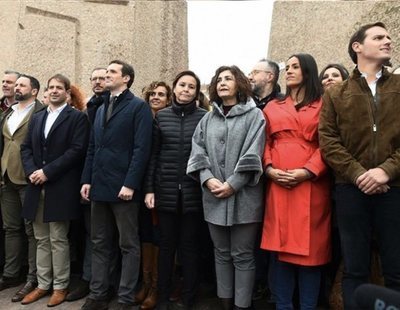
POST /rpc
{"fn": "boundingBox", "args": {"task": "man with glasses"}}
[86,68,108,124]
[248,59,282,110]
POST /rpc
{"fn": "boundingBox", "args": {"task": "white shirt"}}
[7,101,35,135]
[361,70,382,97]
[44,103,68,138]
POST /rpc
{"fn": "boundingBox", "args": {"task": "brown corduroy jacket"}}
[319,67,400,186]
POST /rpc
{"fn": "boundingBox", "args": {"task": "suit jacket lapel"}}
[46,104,72,139]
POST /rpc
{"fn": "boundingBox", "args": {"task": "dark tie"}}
[106,96,117,121]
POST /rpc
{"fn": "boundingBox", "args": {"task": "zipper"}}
[178,110,184,194]
[362,77,379,166]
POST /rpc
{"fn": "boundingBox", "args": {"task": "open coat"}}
[20,105,90,222]
[261,97,331,266]
[187,99,265,226]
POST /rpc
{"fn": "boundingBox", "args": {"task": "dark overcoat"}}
[81,89,153,202]
[20,104,90,222]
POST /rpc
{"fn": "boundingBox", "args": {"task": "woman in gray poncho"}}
[187,65,265,310]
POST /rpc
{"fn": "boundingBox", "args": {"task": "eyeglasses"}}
[149,91,167,97]
[249,70,273,76]
[90,77,105,82]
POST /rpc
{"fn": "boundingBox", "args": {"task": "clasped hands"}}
[356,168,390,195]
[266,167,312,189]
[205,178,234,199]
[29,169,48,185]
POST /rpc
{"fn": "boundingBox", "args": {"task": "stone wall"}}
[269,1,400,80]
[0,0,188,97]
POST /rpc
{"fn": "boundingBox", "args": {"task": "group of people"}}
[0,21,398,310]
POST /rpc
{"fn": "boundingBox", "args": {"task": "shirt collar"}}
[12,101,35,112]
[47,102,68,113]
[360,69,383,81]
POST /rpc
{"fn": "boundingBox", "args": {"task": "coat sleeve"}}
[319,90,367,184]
[42,113,90,182]
[123,101,153,190]
[20,114,39,178]
[226,109,266,191]
[262,109,273,169]
[143,117,161,194]
[187,115,215,186]
[378,150,400,181]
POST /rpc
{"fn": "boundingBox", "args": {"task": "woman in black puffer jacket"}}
[144,71,207,310]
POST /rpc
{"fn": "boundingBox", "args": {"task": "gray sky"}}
[188,0,274,84]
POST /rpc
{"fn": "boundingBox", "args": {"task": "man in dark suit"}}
[0,74,43,302]
[20,74,90,307]
[80,60,153,310]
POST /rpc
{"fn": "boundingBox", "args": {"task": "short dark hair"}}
[318,63,349,85]
[19,74,40,92]
[348,22,387,64]
[286,53,322,109]
[109,60,135,88]
[172,70,201,101]
[144,81,172,105]
[209,65,252,105]
[47,74,71,91]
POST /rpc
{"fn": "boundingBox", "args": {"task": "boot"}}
[134,243,153,305]
[141,246,159,310]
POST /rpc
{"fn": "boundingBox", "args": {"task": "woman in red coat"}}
[261,53,331,310]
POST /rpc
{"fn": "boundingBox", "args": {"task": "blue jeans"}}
[275,260,321,310]
[335,184,400,309]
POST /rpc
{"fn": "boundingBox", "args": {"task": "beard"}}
[14,92,31,101]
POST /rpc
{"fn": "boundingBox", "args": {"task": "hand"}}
[285,169,313,187]
[266,167,296,189]
[80,184,91,201]
[29,169,48,185]
[205,178,224,191]
[145,193,155,209]
[369,184,390,195]
[356,168,390,195]
[118,186,134,201]
[211,182,235,199]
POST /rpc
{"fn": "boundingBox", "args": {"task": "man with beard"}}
[86,68,108,124]
[248,59,282,110]
[1,71,20,113]
[0,75,43,302]
[248,59,283,304]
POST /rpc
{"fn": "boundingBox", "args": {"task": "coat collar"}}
[212,97,257,117]
[171,100,197,115]
[105,89,133,122]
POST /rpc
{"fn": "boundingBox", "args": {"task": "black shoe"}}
[81,297,108,310]
[66,279,90,301]
[117,302,136,309]
[11,280,38,302]
[0,276,23,291]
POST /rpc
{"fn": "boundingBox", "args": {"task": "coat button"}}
[221,163,225,168]
[42,160,46,165]
[221,140,225,144]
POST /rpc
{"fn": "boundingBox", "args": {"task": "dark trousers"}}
[335,184,400,309]
[157,210,201,306]
[90,201,140,304]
